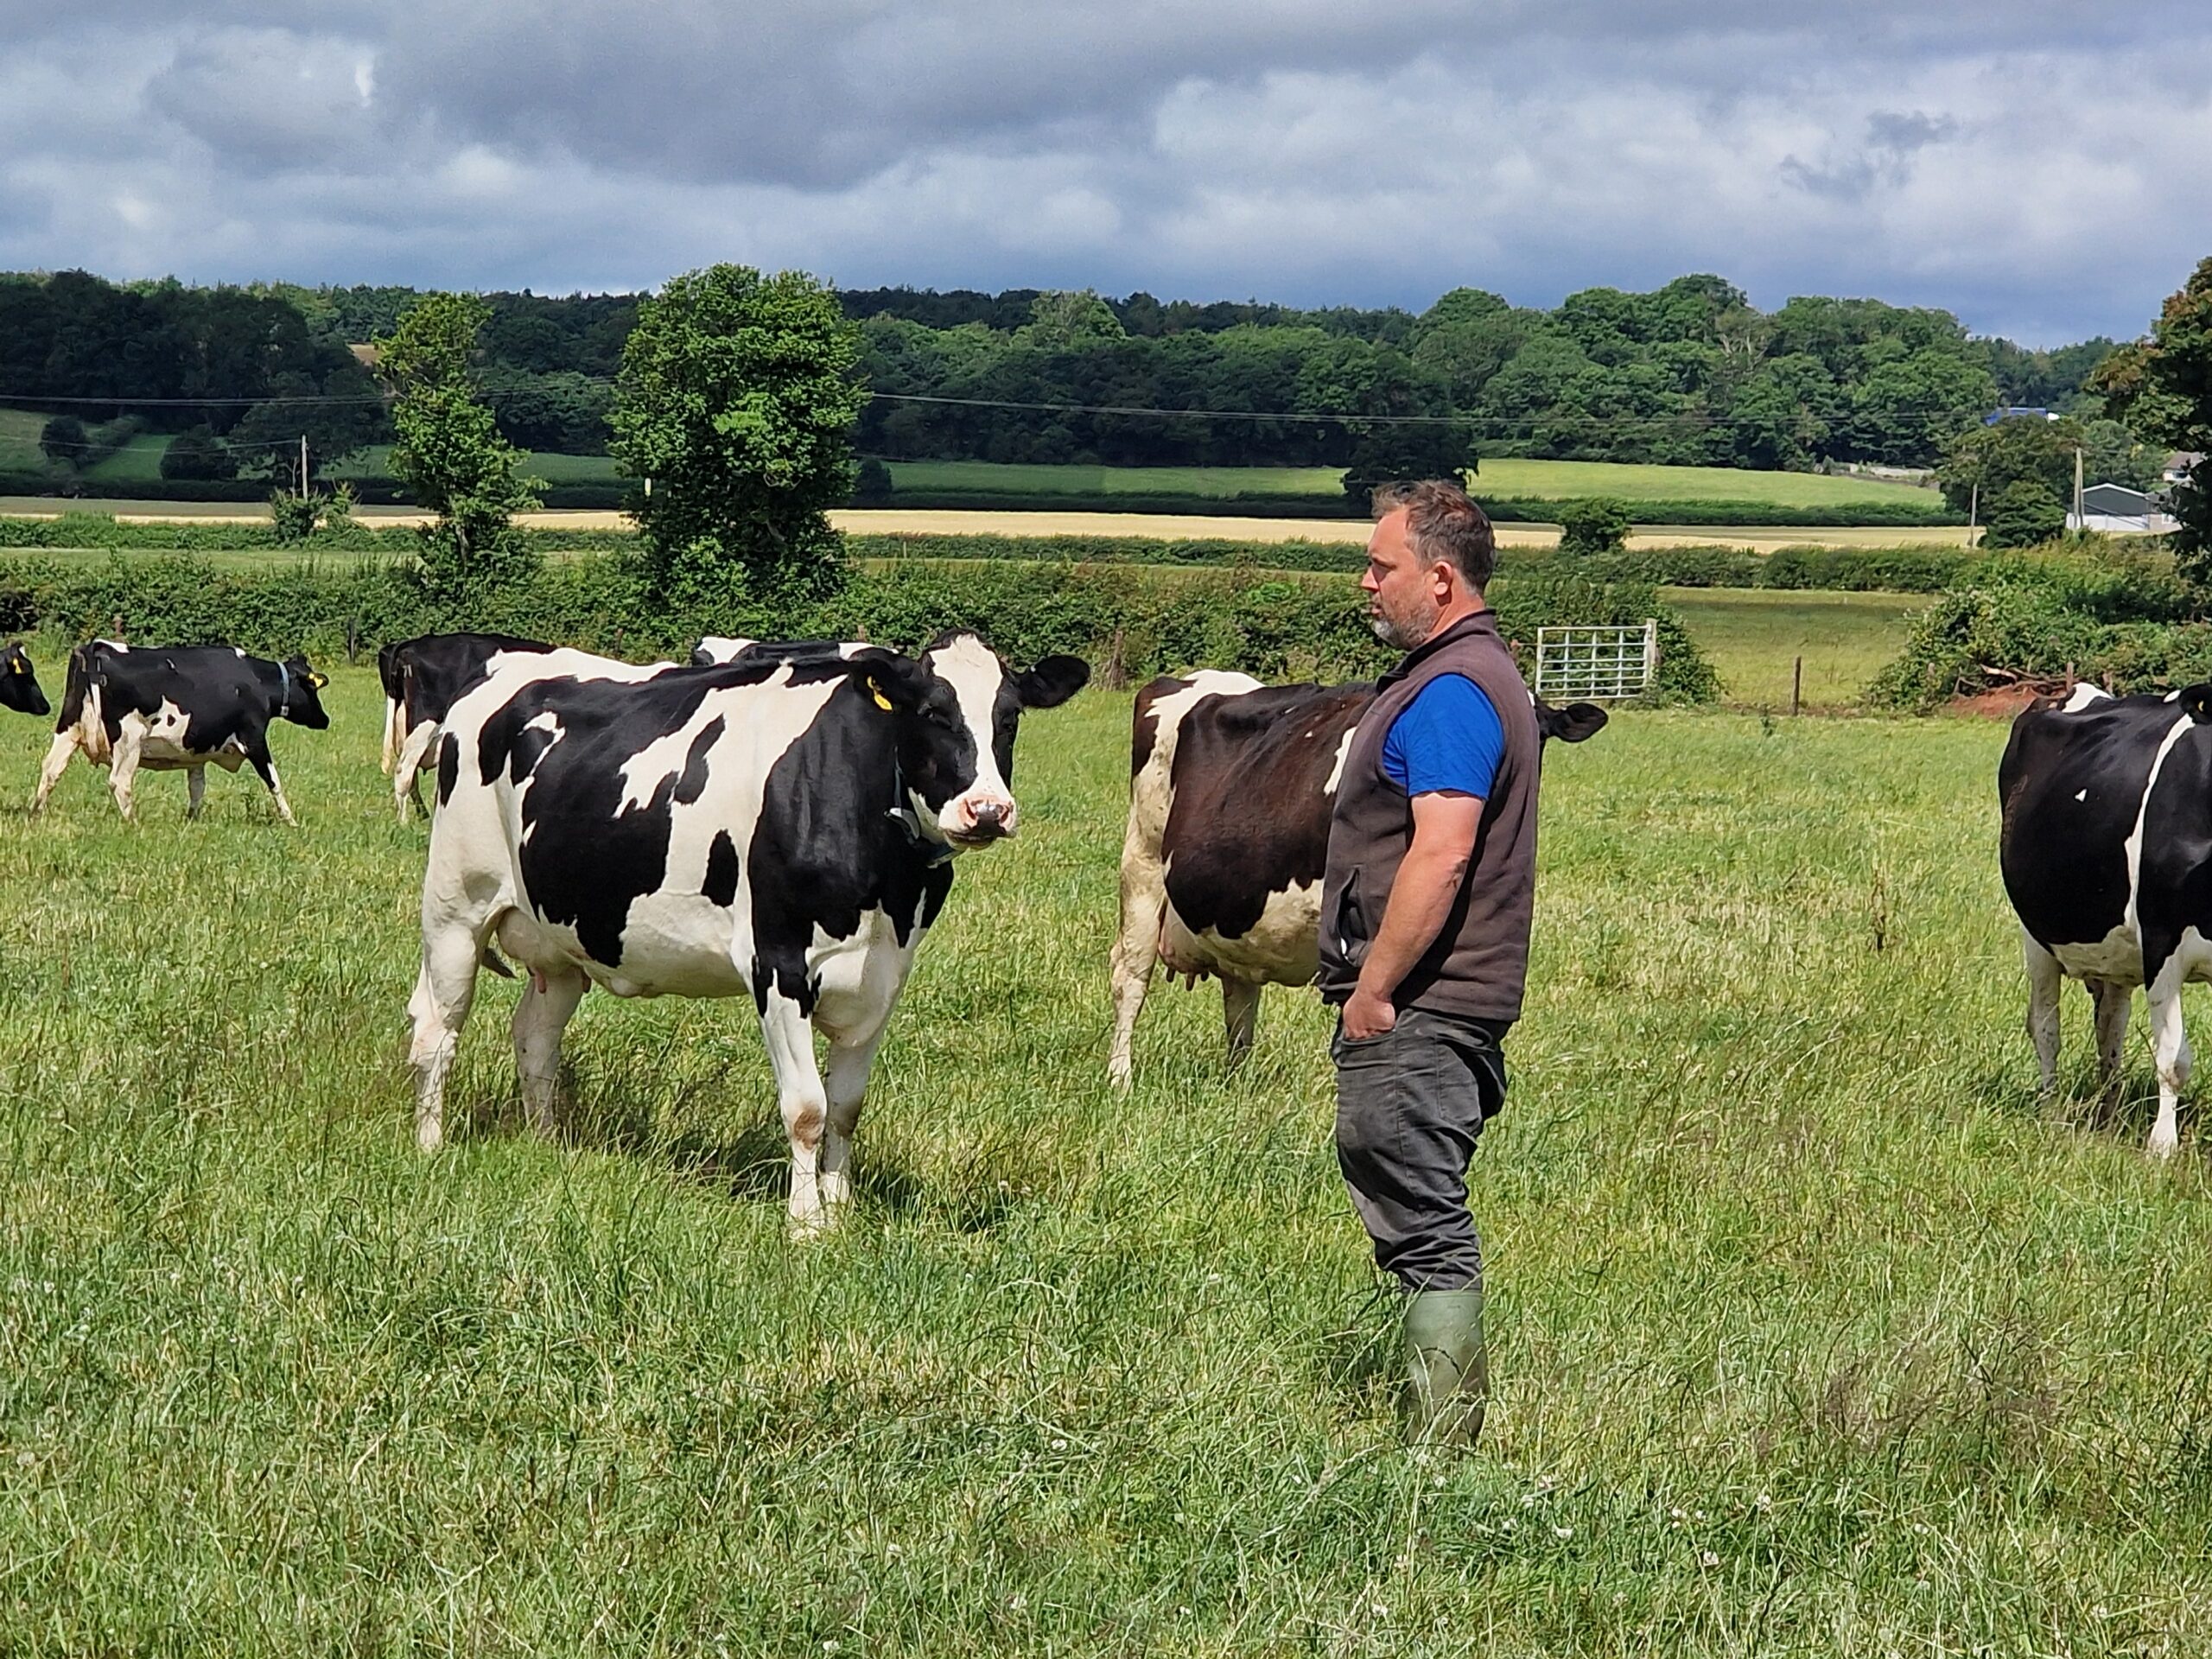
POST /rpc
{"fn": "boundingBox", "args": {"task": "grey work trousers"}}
[1331,1006,1510,1292]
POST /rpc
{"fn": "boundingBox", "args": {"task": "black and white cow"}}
[32,642,330,823]
[0,643,51,721]
[1108,670,1606,1087]
[407,629,1088,1230]
[379,632,559,821]
[1998,681,2212,1157]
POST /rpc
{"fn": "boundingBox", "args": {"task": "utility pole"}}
[2075,446,2085,535]
[300,433,309,494]
[1968,481,1979,548]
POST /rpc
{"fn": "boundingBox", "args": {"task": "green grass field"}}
[885,459,1940,509]
[1666,588,1929,709]
[5,661,2212,1652]
[0,408,48,473]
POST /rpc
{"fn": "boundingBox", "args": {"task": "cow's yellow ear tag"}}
[308,672,328,689]
[867,677,894,713]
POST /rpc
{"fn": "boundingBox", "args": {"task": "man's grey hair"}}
[1371,479,1497,590]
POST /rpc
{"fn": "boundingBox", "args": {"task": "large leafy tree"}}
[373,292,543,603]
[611,264,867,602]
[1937,415,2082,514]
[2094,257,2212,588]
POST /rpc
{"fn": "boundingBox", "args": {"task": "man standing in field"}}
[1319,479,1537,1449]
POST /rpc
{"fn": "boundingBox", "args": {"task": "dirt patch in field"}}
[1944,683,2071,719]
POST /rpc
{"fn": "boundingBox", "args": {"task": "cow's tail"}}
[380,687,403,776]
[376,644,410,775]
[54,644,92,735]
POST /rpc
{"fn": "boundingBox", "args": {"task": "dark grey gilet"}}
[1316,609,1541,1023]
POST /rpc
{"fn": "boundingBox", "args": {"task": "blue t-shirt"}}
[1381,673,1503,799]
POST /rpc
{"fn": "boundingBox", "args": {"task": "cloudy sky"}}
[4,3,2208,344]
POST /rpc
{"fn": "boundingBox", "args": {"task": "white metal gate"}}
[1534,620,1658,701]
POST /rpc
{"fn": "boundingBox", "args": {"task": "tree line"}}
[2,269,2120,481]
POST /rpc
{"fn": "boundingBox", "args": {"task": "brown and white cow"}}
[1107,671,1606,1087]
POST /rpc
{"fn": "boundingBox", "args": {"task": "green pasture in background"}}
[1665,588,1930,709]
[3,661,2210,1653]
[884,457,1942,509]
[0,410,1940,513]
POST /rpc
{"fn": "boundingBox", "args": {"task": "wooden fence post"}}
[1791,655,1802,717]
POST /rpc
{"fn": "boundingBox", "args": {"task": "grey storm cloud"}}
[3,1,2210,341]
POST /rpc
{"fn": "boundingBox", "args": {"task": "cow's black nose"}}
[973,801,1007,828]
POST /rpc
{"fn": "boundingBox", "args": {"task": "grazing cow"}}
[1998,681,2212,1156]
[380,632,558,820]
[1109,671,1606,1087]
[407,629,1089,1231]
[0,643,51,720]
[32,642,330,823]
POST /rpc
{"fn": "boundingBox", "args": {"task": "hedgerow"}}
[1865,543,2202,711]
[0,551,1719,701]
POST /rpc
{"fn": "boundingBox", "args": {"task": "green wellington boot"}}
[1403,1287,1489,1448]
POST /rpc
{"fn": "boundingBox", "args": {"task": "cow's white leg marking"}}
[30,732,77,815]
[2090,978,2131,1105]
[1108,855,1166,1090]
[512,965,587,1138]
[393,720,437,822]
[2148,971,2189,1160]
[245,746,296,826]
[819,1029,887,1213]
[760,991,835,1232]
[2024,929,2063,1097]
[186,764,207,821]
[1222,977,1262,1067]
[106,717,144,823]
[408,923,486,1153]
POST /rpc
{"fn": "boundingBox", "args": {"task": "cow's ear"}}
[1014,654,1090,710]
[856,652,932,714]
[2183,683,2212,724]
[1538,698,1608,742]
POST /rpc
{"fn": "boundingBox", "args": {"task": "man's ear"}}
[1014,654,1090,709]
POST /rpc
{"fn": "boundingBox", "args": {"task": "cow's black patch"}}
[387,631,556,736]
[2128,706,2212,986]
[1162,683,1375,941]
[749,675,957,1013]
[435,731,459,806]
[2000,693,2171,959]
[703,829,741,908]
[673,716,723,804]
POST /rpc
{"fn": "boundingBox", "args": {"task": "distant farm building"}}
[2165,451,2204,486]
[1984,406,2058,424]
[2068,482,2177,534]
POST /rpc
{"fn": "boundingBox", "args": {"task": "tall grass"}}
[2,664,2209,1653]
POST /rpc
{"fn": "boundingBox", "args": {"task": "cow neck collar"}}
[887,745,957,868]
[276,658,291,713]
[1377,607,1498,690]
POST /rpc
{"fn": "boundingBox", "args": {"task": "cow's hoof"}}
[415,1123,445,1154]
[2148,1132,2181,1160]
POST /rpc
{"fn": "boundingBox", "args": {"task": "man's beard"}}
[1370,594,1440,651]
